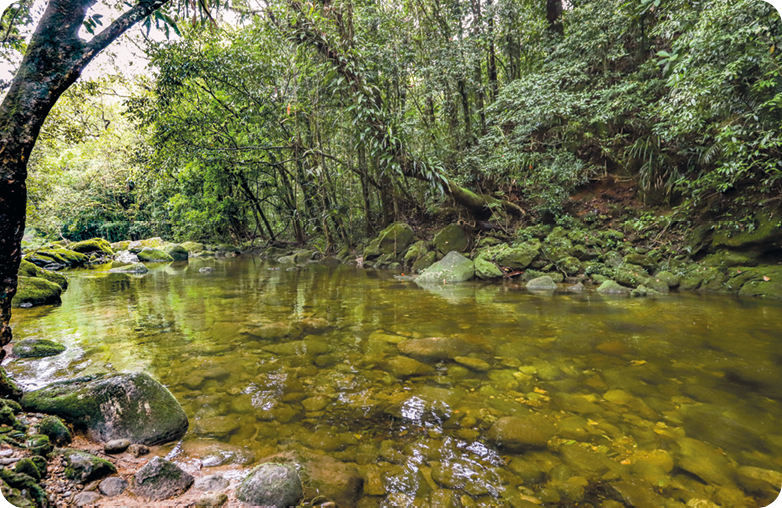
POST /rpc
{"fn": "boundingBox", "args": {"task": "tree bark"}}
[547,0,564,35]
[0,0,169,393]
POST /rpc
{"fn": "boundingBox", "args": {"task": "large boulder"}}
[130,457,194,501]
[526,276,557,291]
[236,463,302,507]
[21,372,188,445]
[163,244,189,261]
[415,251,475,285]
[70,238,114,256]
[363,223,416,260]
[433,224,470,255]
[473,257,503,280]
[137,247,174,263]
[711,209,782,251]
[493,240,541,269]
[26,247,88,268]
[18,259,68,289]
[13,276,62,307]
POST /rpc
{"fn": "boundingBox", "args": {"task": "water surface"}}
[8,257,782,506]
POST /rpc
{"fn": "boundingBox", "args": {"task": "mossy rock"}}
[526,276,557,290]
[236,463,302,507]
[18,259,68,290]
[14,458,41,481]
[474,257,503,280]
[701,251,762,268]
[293,250,315,263]
[541,228,574,263]
[181,241,205,253]
[631,285,662,297]
[26,248,88,268]
[623,253,657,270]
[711,210,782,251]
[597,280,631,294]
[214,244,240,253]
[111,241,131,252]
[698,267,729,292]
[137,247,174,263]
[38,415,72,445]
[613,264,651,288]
[738,267,782,299]
[26,434,52,455]
[139,237,168,249]
[433,224,471,255]
[13,338,66,358]
[415,251,474,284]
[70,238,114,256]
[492,240,541,269]
[163,244,189,261]
[645,278,670,293]
[62,448,117,483]
[411,251,436,273]
[403,241,429,266]
[108,262,148,274]
[557,256,582,276]
[13,276,62,307]
[363,223,416,260]
[21,372,189,446]
[0,470,46,506]
[653,270,680,288]
[192,251,215,258]
[130,456,194,501]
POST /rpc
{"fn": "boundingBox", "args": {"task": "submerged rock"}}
[131,457,194,501]
[596,280,630,294]
[21,372,189,445]
[382,356,434,378]
[415,251,475,284]
[397,336,476,360]
[236,463,302,507]
[486,415,556,451]
[13,338,66,358]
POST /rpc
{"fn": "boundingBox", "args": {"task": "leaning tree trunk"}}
[0,0,169,397]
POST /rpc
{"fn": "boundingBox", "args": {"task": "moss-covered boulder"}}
[474,257,503,279]
[701,251,762,268]
[163,244,189,261]
[597,280,631,294]
[738,267,782,299]
[363,223,416,260]
[630,285,662,297]
[711,210,782,251]
[613,264,651,288]
[557,256,582,276]
[137,247,174,263]
[623,253,657,270]
[181,241,205,253]
[492,240,541,269]
[21,372,189,445]
[236,463,303,507]
[433,224,471,255]
[62,448,117,483]
[403,241,429,267]
[415,251,475,285]
[70,238,114,256]
[130,456,194,501]
[215,244,240,253]
[526,276,557,290]
[38,415,72,445]
[541,227,575,263]
[0,470,46,506]
[26,247,88,268]
[13,276,62,307]
[653,270,680,288]
[13,338,66,358]
[18,259,68,290]
[411,251,436,273]
[14,458,41,481]
[111,240,130,252]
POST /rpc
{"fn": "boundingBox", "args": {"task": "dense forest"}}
[8,0,782,250]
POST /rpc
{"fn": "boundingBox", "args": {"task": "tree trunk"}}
[0,0,169,390]
[547,0,564,35]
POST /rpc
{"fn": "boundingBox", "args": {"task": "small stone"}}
[72,491,102,506]
[236,463,302,506]
[194,474,229,491]
[196,492,228,507]
[99,477,128,497]
[130,456,194,500]
[103,439,130,454]
[127,443,149,457]
[453,356,491,372]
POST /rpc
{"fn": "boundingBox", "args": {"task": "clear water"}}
[8,257,782,506]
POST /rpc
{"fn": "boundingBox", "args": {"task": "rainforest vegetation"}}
[5,0,781,251]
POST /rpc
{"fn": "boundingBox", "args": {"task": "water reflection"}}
[7,258,782,506]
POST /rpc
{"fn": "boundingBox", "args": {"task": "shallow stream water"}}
[7,257,782,506]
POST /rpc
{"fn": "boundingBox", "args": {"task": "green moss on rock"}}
[163,244,189,261]
[62,448,117,483]
[411,251,436,273]
[474,257,503,279]
[415,251,475,284]
[181,241,205,253]
[433,224,471,254]
[236,463,302,507]
[26,248,88,268]
[0,470,46,506]
[70,238,114,256]
[21,372,189,446]
[38,415,72,445]
[14,458,41,481]
[363,223,416,260]
[711,210,782,251]
[18,259,68,290]
[13,276,62,307]
[137,247,174,262]
[13,338,66,358]
[493,240,541,269]
[597,280,631,294]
